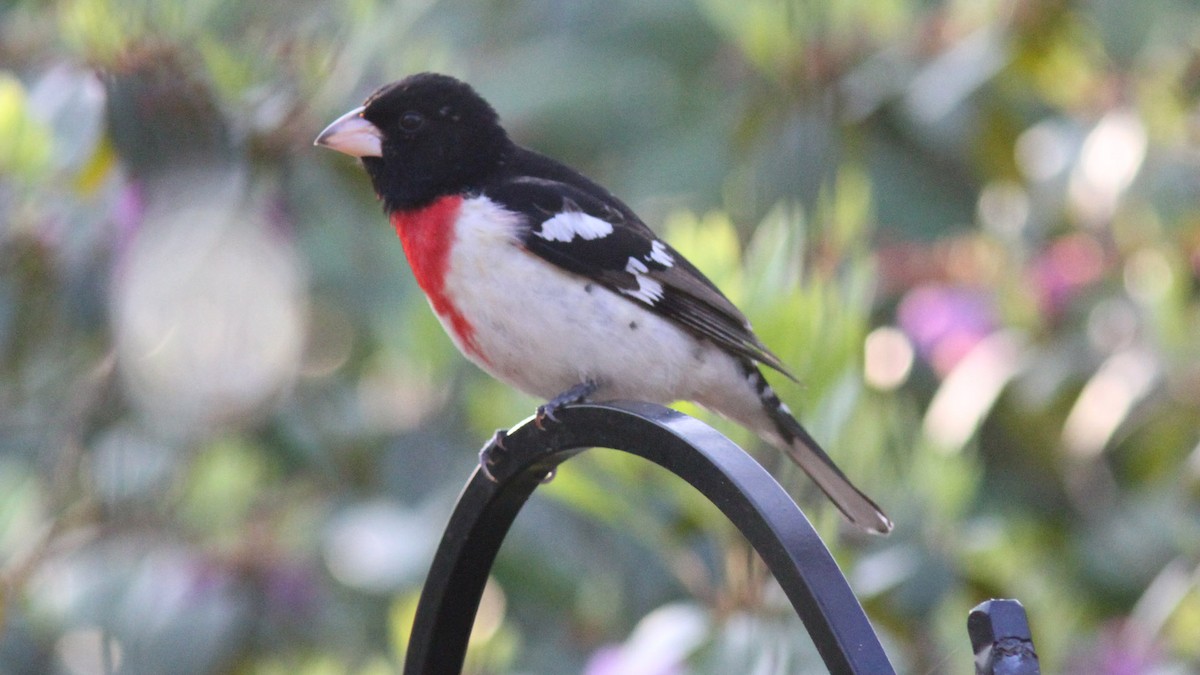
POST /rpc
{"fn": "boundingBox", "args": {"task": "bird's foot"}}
[478,428,557,484]
[478,429,509,483]
[535,380,598,430]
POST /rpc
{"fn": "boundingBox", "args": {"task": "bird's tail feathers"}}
[741,363,893,534]
[776,414,893,534]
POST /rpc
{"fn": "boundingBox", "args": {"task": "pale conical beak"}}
[314,106,383,158]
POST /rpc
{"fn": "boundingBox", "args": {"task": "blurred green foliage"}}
[3,0,1200,672]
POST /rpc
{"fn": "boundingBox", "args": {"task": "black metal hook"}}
[402,401,895,674]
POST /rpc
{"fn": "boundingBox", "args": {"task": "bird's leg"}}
[535,379,598,429]
[478,428,508,483]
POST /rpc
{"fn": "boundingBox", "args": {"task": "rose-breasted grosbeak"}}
[316,73,891,534]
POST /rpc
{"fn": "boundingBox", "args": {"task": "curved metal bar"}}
[403,401,894,674]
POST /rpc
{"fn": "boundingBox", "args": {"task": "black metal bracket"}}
[969,599,1041,675]
[403,401,895,674]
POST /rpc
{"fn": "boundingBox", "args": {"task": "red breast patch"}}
[390,196,487,363]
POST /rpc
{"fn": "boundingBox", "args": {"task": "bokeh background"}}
[3,0,1200,672]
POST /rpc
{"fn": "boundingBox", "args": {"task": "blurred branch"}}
[0,353,115,635]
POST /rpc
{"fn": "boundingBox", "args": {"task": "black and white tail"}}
[744,363,893,535]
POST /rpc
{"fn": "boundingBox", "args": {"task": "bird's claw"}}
[534,404,559,430]
[478,428,557,484]
[478,429,509,483]
[535,379,598,430]
[482,380,598,481]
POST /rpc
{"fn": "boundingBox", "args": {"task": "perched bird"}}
[315,73,892,534]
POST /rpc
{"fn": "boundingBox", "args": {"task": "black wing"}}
[484,163,794,379]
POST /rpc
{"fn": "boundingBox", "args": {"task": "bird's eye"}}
[399,111,425,132]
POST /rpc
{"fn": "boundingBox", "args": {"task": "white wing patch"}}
[649,240,674,267]
[624,276,664,303]
[535,211,614,242]
[622,256,664,303]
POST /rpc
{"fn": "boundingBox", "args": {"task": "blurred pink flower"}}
[897,284,997,376]
[1030,233,1106,318]
[1066,621,1164,675]
[584,644,685,675]
[111,180,145,247]
[264,562,319,618]
[583,604,706,675]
